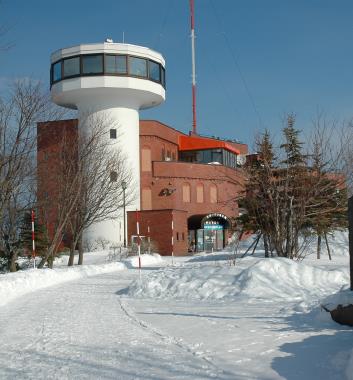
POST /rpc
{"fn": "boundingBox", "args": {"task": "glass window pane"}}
[53,61,62,82]
[82,55,103,74]
[63,57,80,77]
[105,55,127,74]
[161,67,165,87]
[149,61,160,82]
[129,57,147,77]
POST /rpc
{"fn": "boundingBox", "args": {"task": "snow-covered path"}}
[0,270,230,379]
[0,243,352,380]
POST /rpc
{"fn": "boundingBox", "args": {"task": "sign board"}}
[204,224,223,230]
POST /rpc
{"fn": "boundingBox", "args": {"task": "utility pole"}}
[349,196,353,291]
[190,0,197,135]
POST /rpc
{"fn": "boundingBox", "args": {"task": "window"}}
[149,61,160,82]
[129,57,147,77]
[177,232,179,241]
[182,183,191,203]
[161,67,166,87]
[212,149,222,164]
[110,171,118,182]
[63,57,80,77]
[196,184,204,203]
[142,187,152,210]
[82,55,103,74]
[110,129,117,139]
[182,232,185,241]
[141,147,152,172]
[210,184,218,203]
[53,61,61,82]
[162,147,165,160]
[105,55,127,74]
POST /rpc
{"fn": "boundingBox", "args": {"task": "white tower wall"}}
[50,42,165,248]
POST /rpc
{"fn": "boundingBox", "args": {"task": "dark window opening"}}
[176,232,179,241]
[110,129,117,139]
[110,171,118,182]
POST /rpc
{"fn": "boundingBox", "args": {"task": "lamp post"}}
[122,180,127,248]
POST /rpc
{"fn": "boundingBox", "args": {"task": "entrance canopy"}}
[188,213,231,230]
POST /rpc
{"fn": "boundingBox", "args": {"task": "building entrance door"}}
[187,213,231,253]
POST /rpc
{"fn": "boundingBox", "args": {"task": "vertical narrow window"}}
[149,60,161,82]
[196,184,204,203]
[182,183,191,203]
[177,232,179,241]
[110,129,117,139]
[141,146,152,172]
[210,184,218,204]
[161,67,166,87]
[110,171,118,182]
[52,61,62,82]
[142,187,152,210]
[162,146,165,160]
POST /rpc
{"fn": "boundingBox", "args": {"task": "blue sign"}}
[204,224,223,230]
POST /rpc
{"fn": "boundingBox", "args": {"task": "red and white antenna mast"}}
[190,0,197,134]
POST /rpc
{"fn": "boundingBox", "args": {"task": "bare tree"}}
[67,114,134,266]
[37,113,134,268]
[0,80,65,271]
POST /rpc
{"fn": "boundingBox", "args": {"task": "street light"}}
[121,180,127,248]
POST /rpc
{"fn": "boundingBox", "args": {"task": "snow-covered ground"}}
[0,232,352,379]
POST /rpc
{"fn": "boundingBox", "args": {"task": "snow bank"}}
[126,257,349,310]
[0,262,126,307]
[123,253,165,268]
[321,288,353,311]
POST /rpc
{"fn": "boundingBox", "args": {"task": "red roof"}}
[178,135,240,155]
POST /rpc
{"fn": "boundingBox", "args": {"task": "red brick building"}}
[37,119,248,256]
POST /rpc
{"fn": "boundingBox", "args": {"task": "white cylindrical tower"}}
[50,42,166,247]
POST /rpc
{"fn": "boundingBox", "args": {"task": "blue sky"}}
[1,0,353,146]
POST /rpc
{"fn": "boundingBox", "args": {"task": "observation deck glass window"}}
[129,57,147,78]
[161,67,165,87]
[82,55,103,74]
[53,61,62,82]
[63,57,80,78]
[149,61,160,82]
[105,55,127,74]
